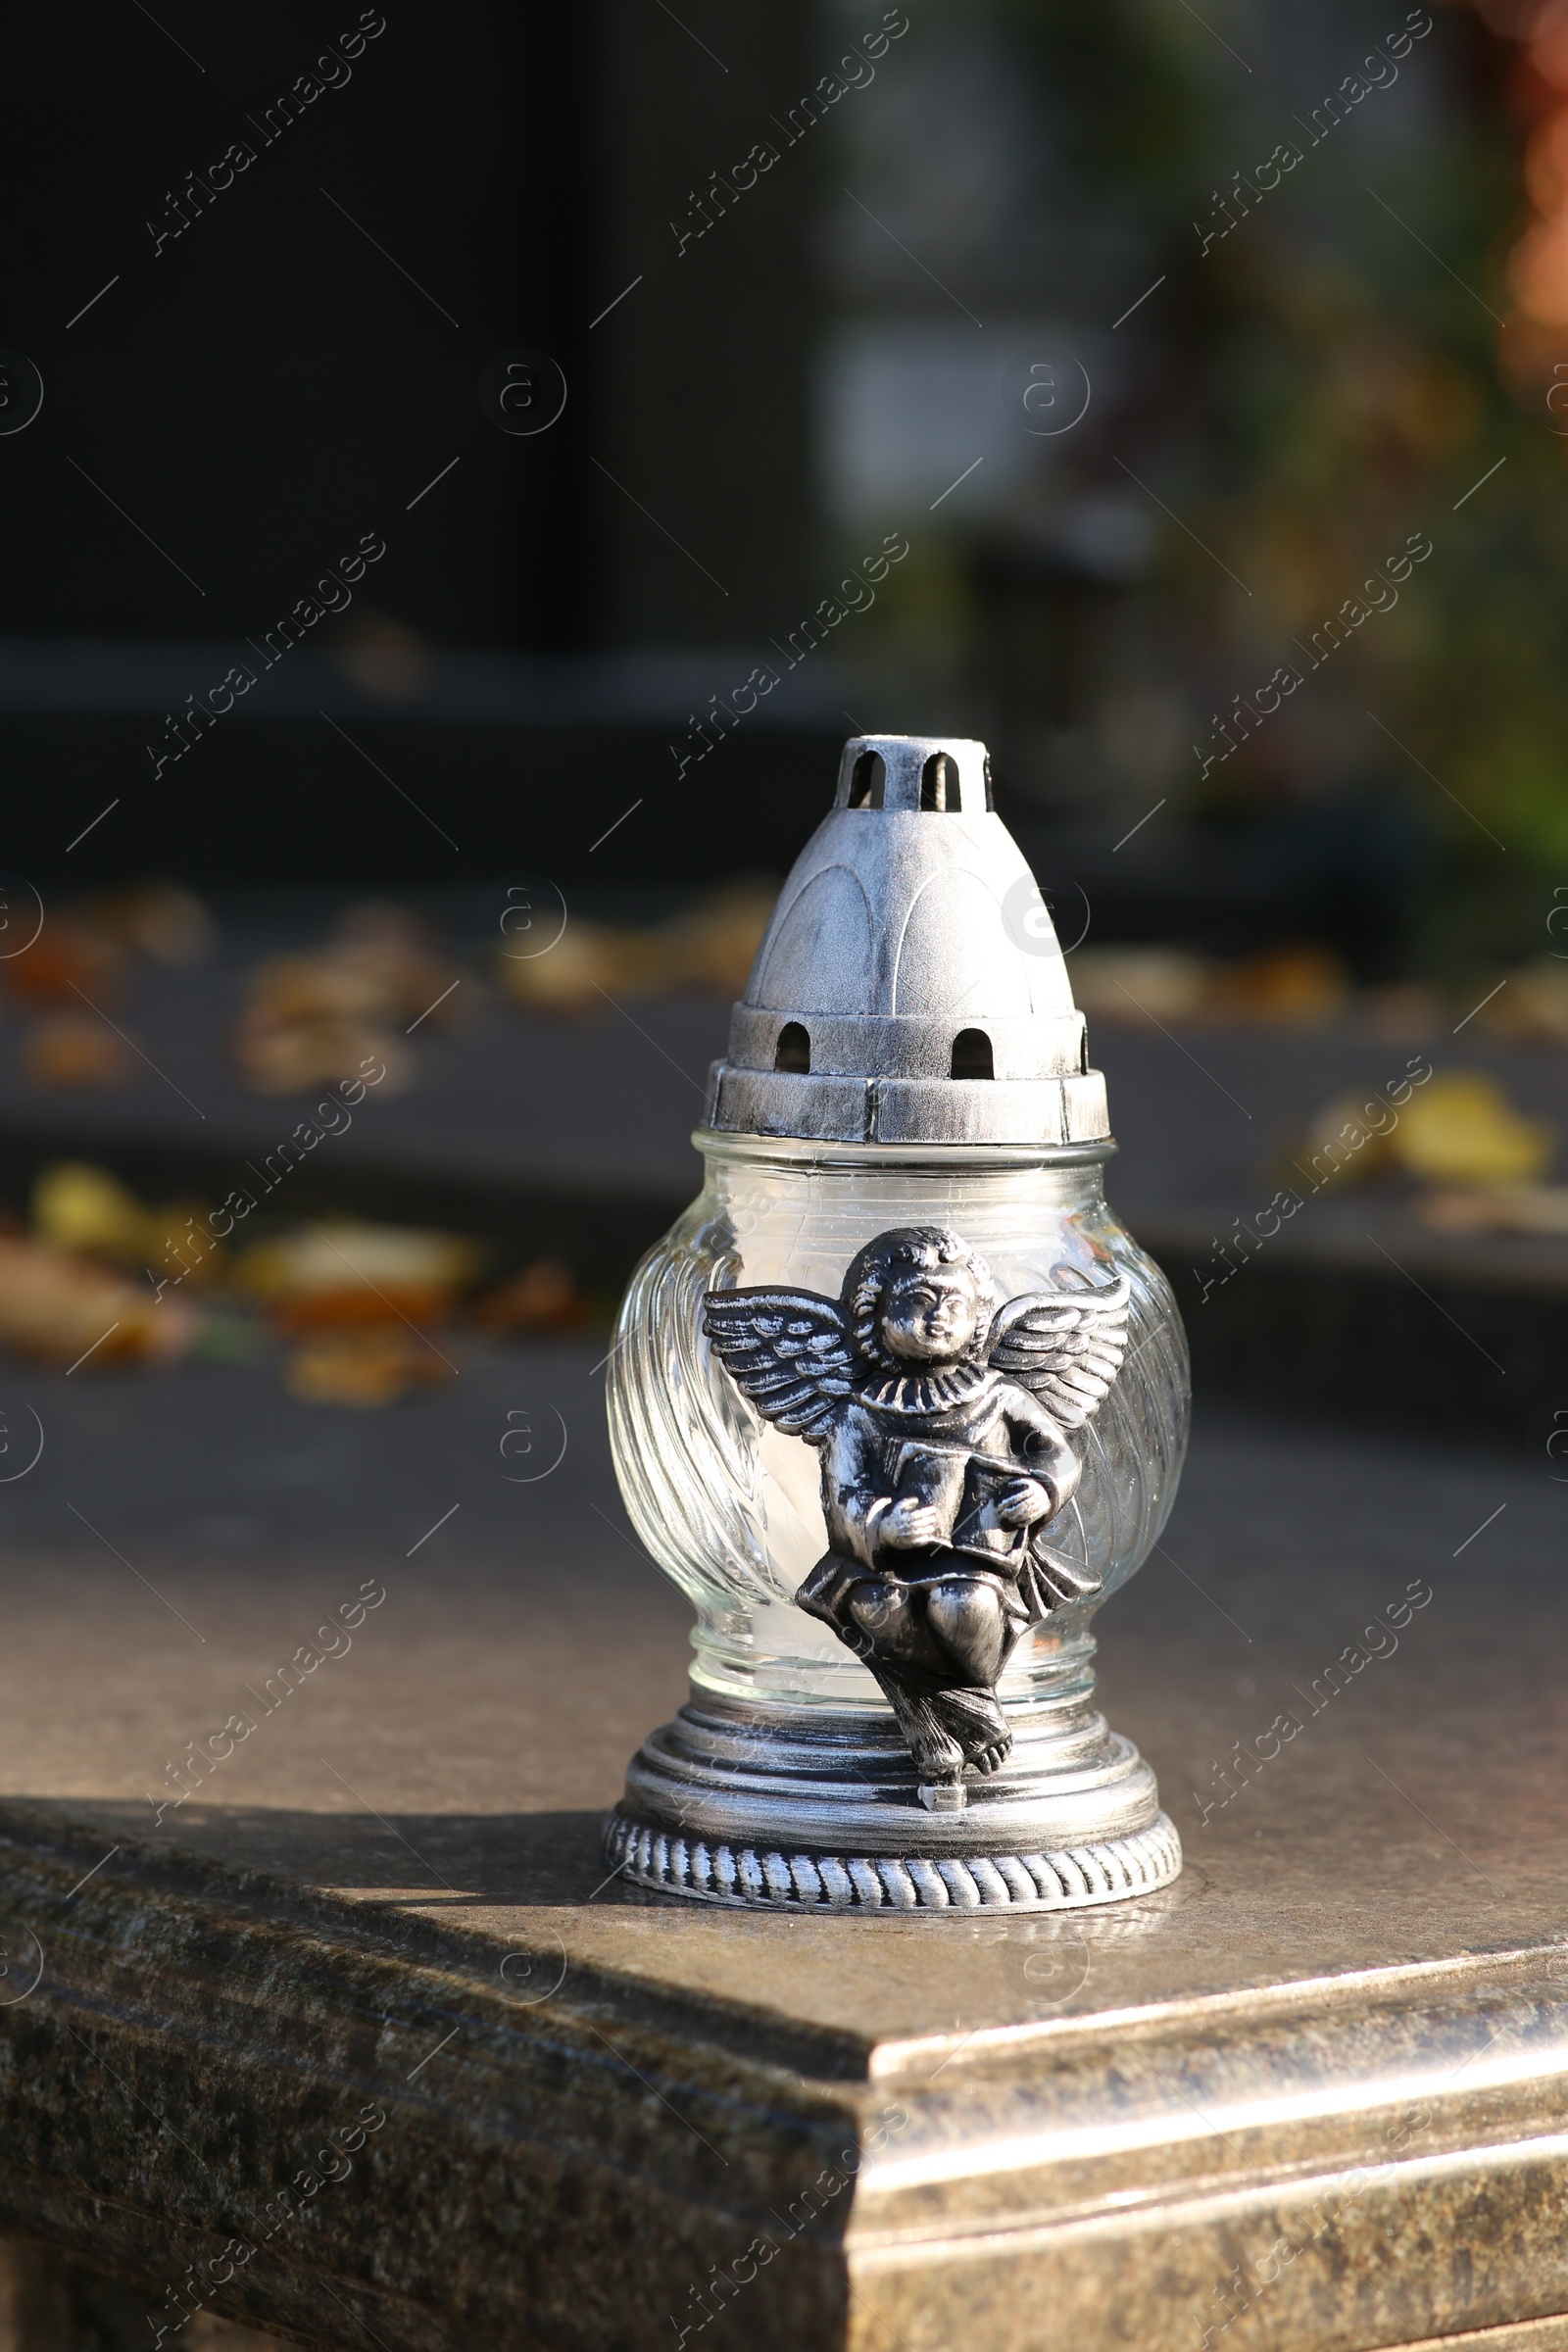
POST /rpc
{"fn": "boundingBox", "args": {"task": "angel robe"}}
[796,1361,1093,1632]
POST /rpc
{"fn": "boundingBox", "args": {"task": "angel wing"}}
[985,1263,1131,1431]
[701,1286,855,1443]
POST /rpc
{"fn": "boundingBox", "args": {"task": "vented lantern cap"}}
[703,734,1112,1150]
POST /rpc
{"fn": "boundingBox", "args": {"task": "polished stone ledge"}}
[0,1359,1564,2348]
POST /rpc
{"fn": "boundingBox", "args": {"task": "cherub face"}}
[880,1266,982,1365]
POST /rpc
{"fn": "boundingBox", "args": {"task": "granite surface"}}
[0,1348,1564,2348]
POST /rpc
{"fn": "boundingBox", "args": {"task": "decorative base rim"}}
[604,1805,1181,1912]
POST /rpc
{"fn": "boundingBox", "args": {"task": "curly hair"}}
[840,1225,995,1372]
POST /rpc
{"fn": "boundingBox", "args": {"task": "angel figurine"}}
[703,1224,1129,1793]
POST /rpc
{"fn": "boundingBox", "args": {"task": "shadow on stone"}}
[38,1799,621,1912]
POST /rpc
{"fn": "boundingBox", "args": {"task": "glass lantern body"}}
[609,1131,1190,1726]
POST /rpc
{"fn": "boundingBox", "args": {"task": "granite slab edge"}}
[6,1804,1568,2350]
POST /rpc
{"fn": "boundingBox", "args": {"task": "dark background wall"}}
[0,1,829,888]
[0,0,1559,987]
[4,5,573,642]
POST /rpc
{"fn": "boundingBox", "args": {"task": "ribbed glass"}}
[608,1133,1189,1714]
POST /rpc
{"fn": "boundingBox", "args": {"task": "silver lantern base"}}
[605,1688,1181,1914]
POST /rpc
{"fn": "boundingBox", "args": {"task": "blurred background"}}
[2,0,1568,1438]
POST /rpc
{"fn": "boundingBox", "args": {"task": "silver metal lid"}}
[705,734,1111,1149]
